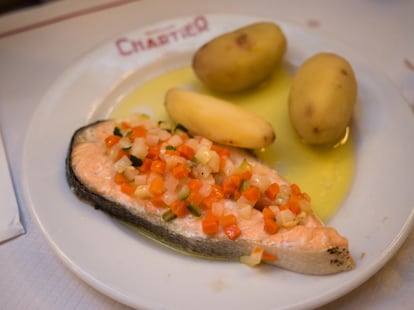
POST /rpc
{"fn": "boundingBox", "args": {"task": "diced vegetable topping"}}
[103,114,312,241]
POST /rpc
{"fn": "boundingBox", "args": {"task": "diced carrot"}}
[202,210,219,235]
[149,176,164,195]
[116,149,129,161]
[242,185,261,203]
[279,204,288,211]
[262,207,275,220]
[264,183,280,200]
[210,144,221,153]
[205,209,218,221]
[218,156,227,172]
[264,219,279,234]
[230,174,244,188]
[222,176,239,198]
[150,195,166,207]
[150,160,166,174]
[120,183,136,196]
[223,224,241,240]
[201,195,217,210]
[147,145,161,159]
[220,214,241,240]
[120,121,131,129]
[105,135,121,147]
[130,125,147,139]
[114,172,128,185]
[172,163,190,179]
[201,185,224,209]
[232,191,241,200]
[240,170,253,180]
[252,246,263,255]
[165,149,180,156]
[290,183,301,195]
[177,144,195,160]
[202,219,219,235]
[211,145,229,172]
[211,145,230,157]
[170,200,188,217]
[188,179,202,192]
[210,184,224,200]
[262,251,278,261]
[188,191,204,206]
[139,158,152,173]
[288,197,301,215]
[302,192,311,202]
[178,131,190,141]
[220,214,238,228]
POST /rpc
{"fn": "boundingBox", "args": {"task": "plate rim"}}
[21,12,414,310]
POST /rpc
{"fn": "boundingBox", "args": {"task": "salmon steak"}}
[66,114,354,275]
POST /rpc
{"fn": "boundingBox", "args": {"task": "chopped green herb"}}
[175,124,189,133]
[178,186,190,201]
[187,204,201,217]
[174,123,193,137]
[162,209,177,222]
[165,145,176,151]
[130,155,143,167]
[113,127,122,137]
[239,179,249,192]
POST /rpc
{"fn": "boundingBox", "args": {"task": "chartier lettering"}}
[115,15,209,57]
[115,38,133,56]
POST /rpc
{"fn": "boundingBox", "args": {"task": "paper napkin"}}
[0,132,24,243]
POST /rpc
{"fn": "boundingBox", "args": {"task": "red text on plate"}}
[115,16,209,56]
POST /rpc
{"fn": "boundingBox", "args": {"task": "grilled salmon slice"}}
[66,116,354,275]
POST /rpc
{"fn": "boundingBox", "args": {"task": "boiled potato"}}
[165,88,275,149]
[288,52,357,145]
[193,22,287,93]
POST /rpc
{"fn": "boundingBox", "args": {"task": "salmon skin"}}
[66,117,355,275]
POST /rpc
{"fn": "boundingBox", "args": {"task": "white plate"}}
[22,14,414,310]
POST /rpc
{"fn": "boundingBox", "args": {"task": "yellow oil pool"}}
[111,66,355,221]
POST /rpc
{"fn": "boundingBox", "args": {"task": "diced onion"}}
[198,137,212,149]
[134,185,151,199]
[164,154,186,170]
[145,133,159,146]
[299,199,311,213]
[164,173,179,192]
[192,163,212,179]
[134,174,147,186]
[237,196,253,219]
[240,246,263,267]
[207,150,220,173]
[114,155,132,173]
[119,137,132,149]
[277,209,298,228]
[211,202,224,217]
[275,184,291,205]
[162,191,178,205]
[130,138,148,159]
[184,138,199,150]
[167,134,183,147]
[237,203,253,220]
[123,166,138,181]
[195,146,211,164]
[108,144,122,161]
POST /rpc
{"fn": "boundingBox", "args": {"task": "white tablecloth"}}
[1,0,413,309]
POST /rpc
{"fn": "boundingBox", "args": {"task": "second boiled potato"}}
[193,22,287,92]
[288,52,357,145]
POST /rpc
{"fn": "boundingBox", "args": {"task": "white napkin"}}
[0,132,24,243]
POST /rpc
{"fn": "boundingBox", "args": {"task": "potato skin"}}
[288,53,357,145]
[192,22,287,93]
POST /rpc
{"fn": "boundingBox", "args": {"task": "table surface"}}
[1,0,413,309]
